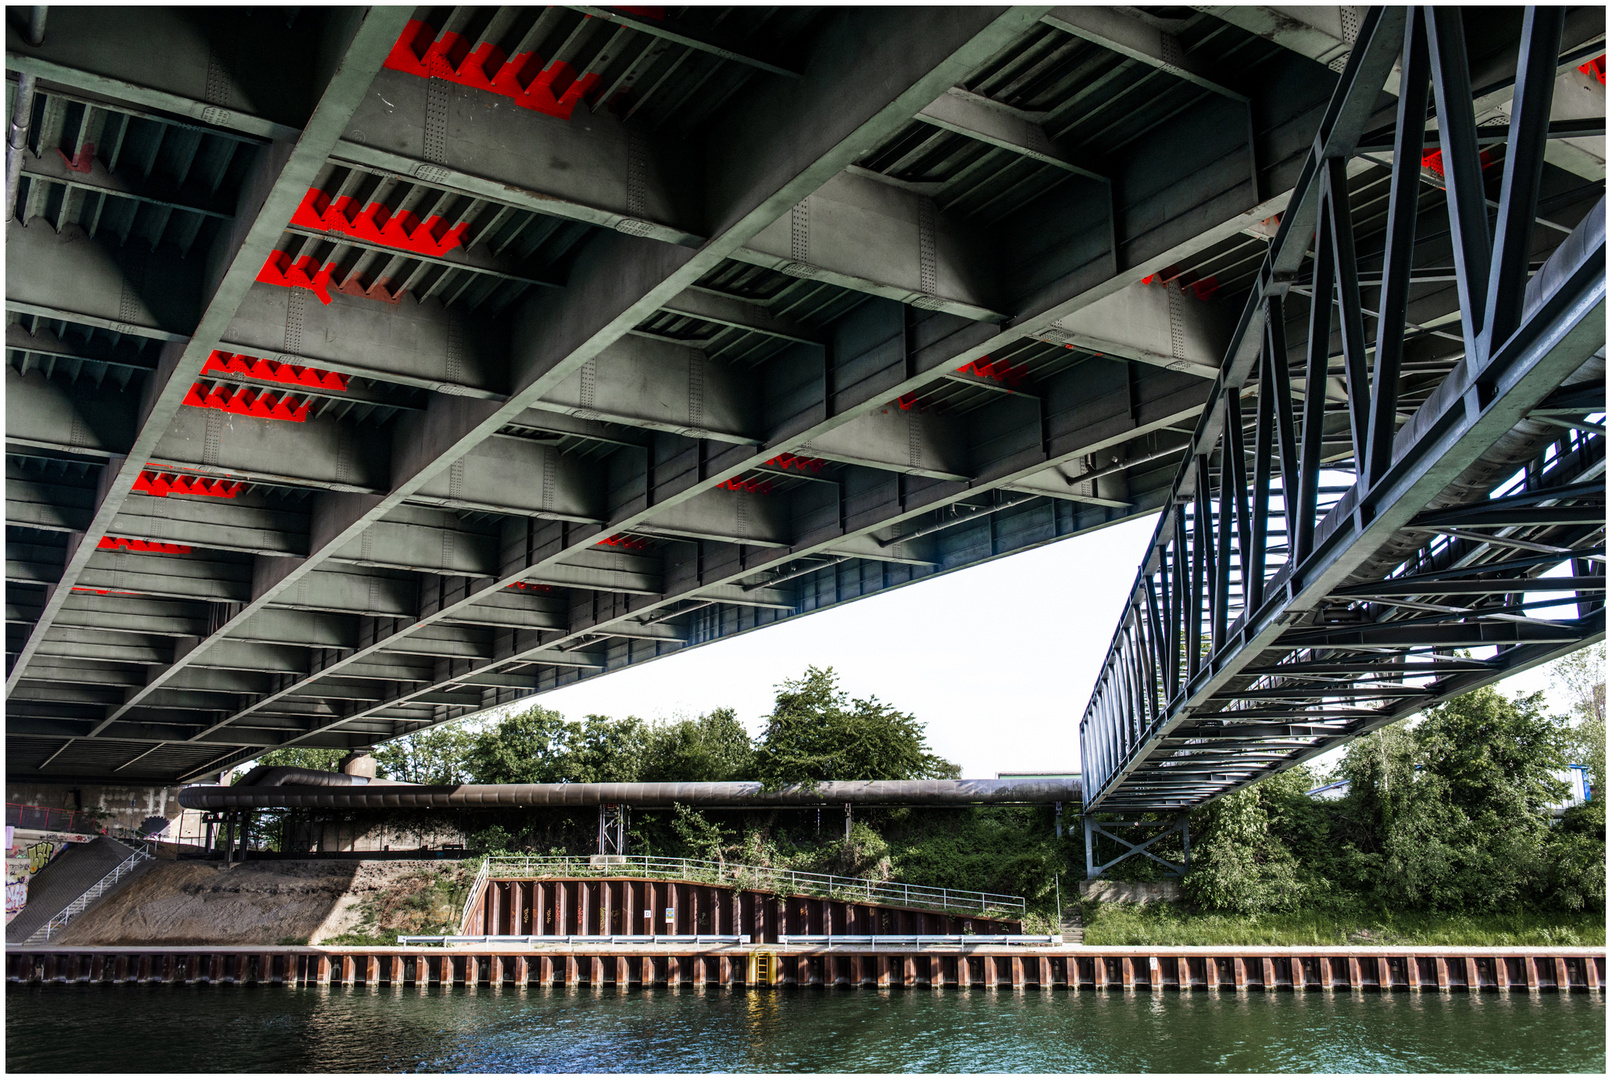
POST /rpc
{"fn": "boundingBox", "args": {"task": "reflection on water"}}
[6,981,1605,1073]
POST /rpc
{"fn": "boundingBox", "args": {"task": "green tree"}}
[464,706,651,784]
[374,721,474,785]
[1552,641,1605,811]
[1183,768,1319,915]
[466,706,580,784]
[669,803,732,863]
[1334,688,1571,913]
[640,708,755,782]
[753,666,959,786]
[1334,721,1420,862]
[570,714,652,783]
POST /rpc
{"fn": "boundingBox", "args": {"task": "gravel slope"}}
[52,860,461,946]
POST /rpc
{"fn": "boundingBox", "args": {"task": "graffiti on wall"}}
[4,832,91,923]
[26,840,67,874]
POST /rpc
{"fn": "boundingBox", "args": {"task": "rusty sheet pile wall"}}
[7,947,1604,992]
[464,877,1020,940]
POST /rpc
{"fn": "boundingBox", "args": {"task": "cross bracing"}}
[3,7,1604,788]
[1080,6,1606,814]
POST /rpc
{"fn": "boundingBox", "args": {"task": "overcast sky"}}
[509,512,1577,779]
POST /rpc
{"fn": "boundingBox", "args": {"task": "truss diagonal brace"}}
[1083,815,1191,879]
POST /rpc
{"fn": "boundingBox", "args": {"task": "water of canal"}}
[6,981,1604,1072]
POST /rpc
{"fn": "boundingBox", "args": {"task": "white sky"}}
[492,512,1584,779]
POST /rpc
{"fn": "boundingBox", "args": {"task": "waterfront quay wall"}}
[9,946,1603,993]
[467,877,1021,940]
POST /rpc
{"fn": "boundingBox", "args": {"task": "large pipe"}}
[179,776,1082,811]
[6,8,45,222]
[229,765,414,788]
[7,72,37,223]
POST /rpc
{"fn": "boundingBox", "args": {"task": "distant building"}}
[996,772,1081,780]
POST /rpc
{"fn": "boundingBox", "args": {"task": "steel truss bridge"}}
[3,7,1604,791]
[1079,6,1606,829]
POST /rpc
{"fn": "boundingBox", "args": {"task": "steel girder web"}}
[1079,6,1607,816]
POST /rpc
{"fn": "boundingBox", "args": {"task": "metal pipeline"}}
[6,8,45,222]
[179,776,1082,811]
[7,72,37,223]
[1063,440,1190,487]
[228,765,415,788]
[875,495,1038,549]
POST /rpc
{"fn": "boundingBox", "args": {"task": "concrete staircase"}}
[6,837,153,944]
[1059,905,1083,945]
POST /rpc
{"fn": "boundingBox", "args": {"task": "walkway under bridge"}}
[1079,7,1606,820]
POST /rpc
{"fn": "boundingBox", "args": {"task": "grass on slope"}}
[1081,900,1606,948]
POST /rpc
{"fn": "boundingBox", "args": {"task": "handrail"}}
[457,856,492,935]
[5,802,103,836]
[777,934,1059,946]
[26,840,153,944]
[399,934,753,947]
[472,854,1026,916]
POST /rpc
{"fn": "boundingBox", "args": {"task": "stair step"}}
[7,838,150,944]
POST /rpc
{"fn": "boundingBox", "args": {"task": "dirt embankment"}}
[54,859,465,947]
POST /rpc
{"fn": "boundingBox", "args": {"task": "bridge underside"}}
[1080,7,1606,814]
[4,7,1605,787]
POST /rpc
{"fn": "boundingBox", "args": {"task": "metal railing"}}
[5,803,102,836]
[400,934,752,947]
[777,934,1060,947]
[465,854,1026,917]
[25,840,153,944]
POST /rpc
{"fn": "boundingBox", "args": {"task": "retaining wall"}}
[8,946,1603,992]
[467,877,1021,940]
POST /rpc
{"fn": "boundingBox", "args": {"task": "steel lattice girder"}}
[1079,6,1606,813]
[5,6,1603,784]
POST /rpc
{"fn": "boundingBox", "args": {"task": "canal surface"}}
[7,982,1604,1073]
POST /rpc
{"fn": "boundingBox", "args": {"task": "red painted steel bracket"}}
[596,533,650,551]
[765,453,825,473]
[956,355,1029,388]
[257,250,336,305]
[57,141,94,173]
[132,470,243,499]
[183,382,311,422]
[201,351,350,391]
[96,536,192,555]
[384,19,602,120]
[717,476,774,494]
[291,189,471,258]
